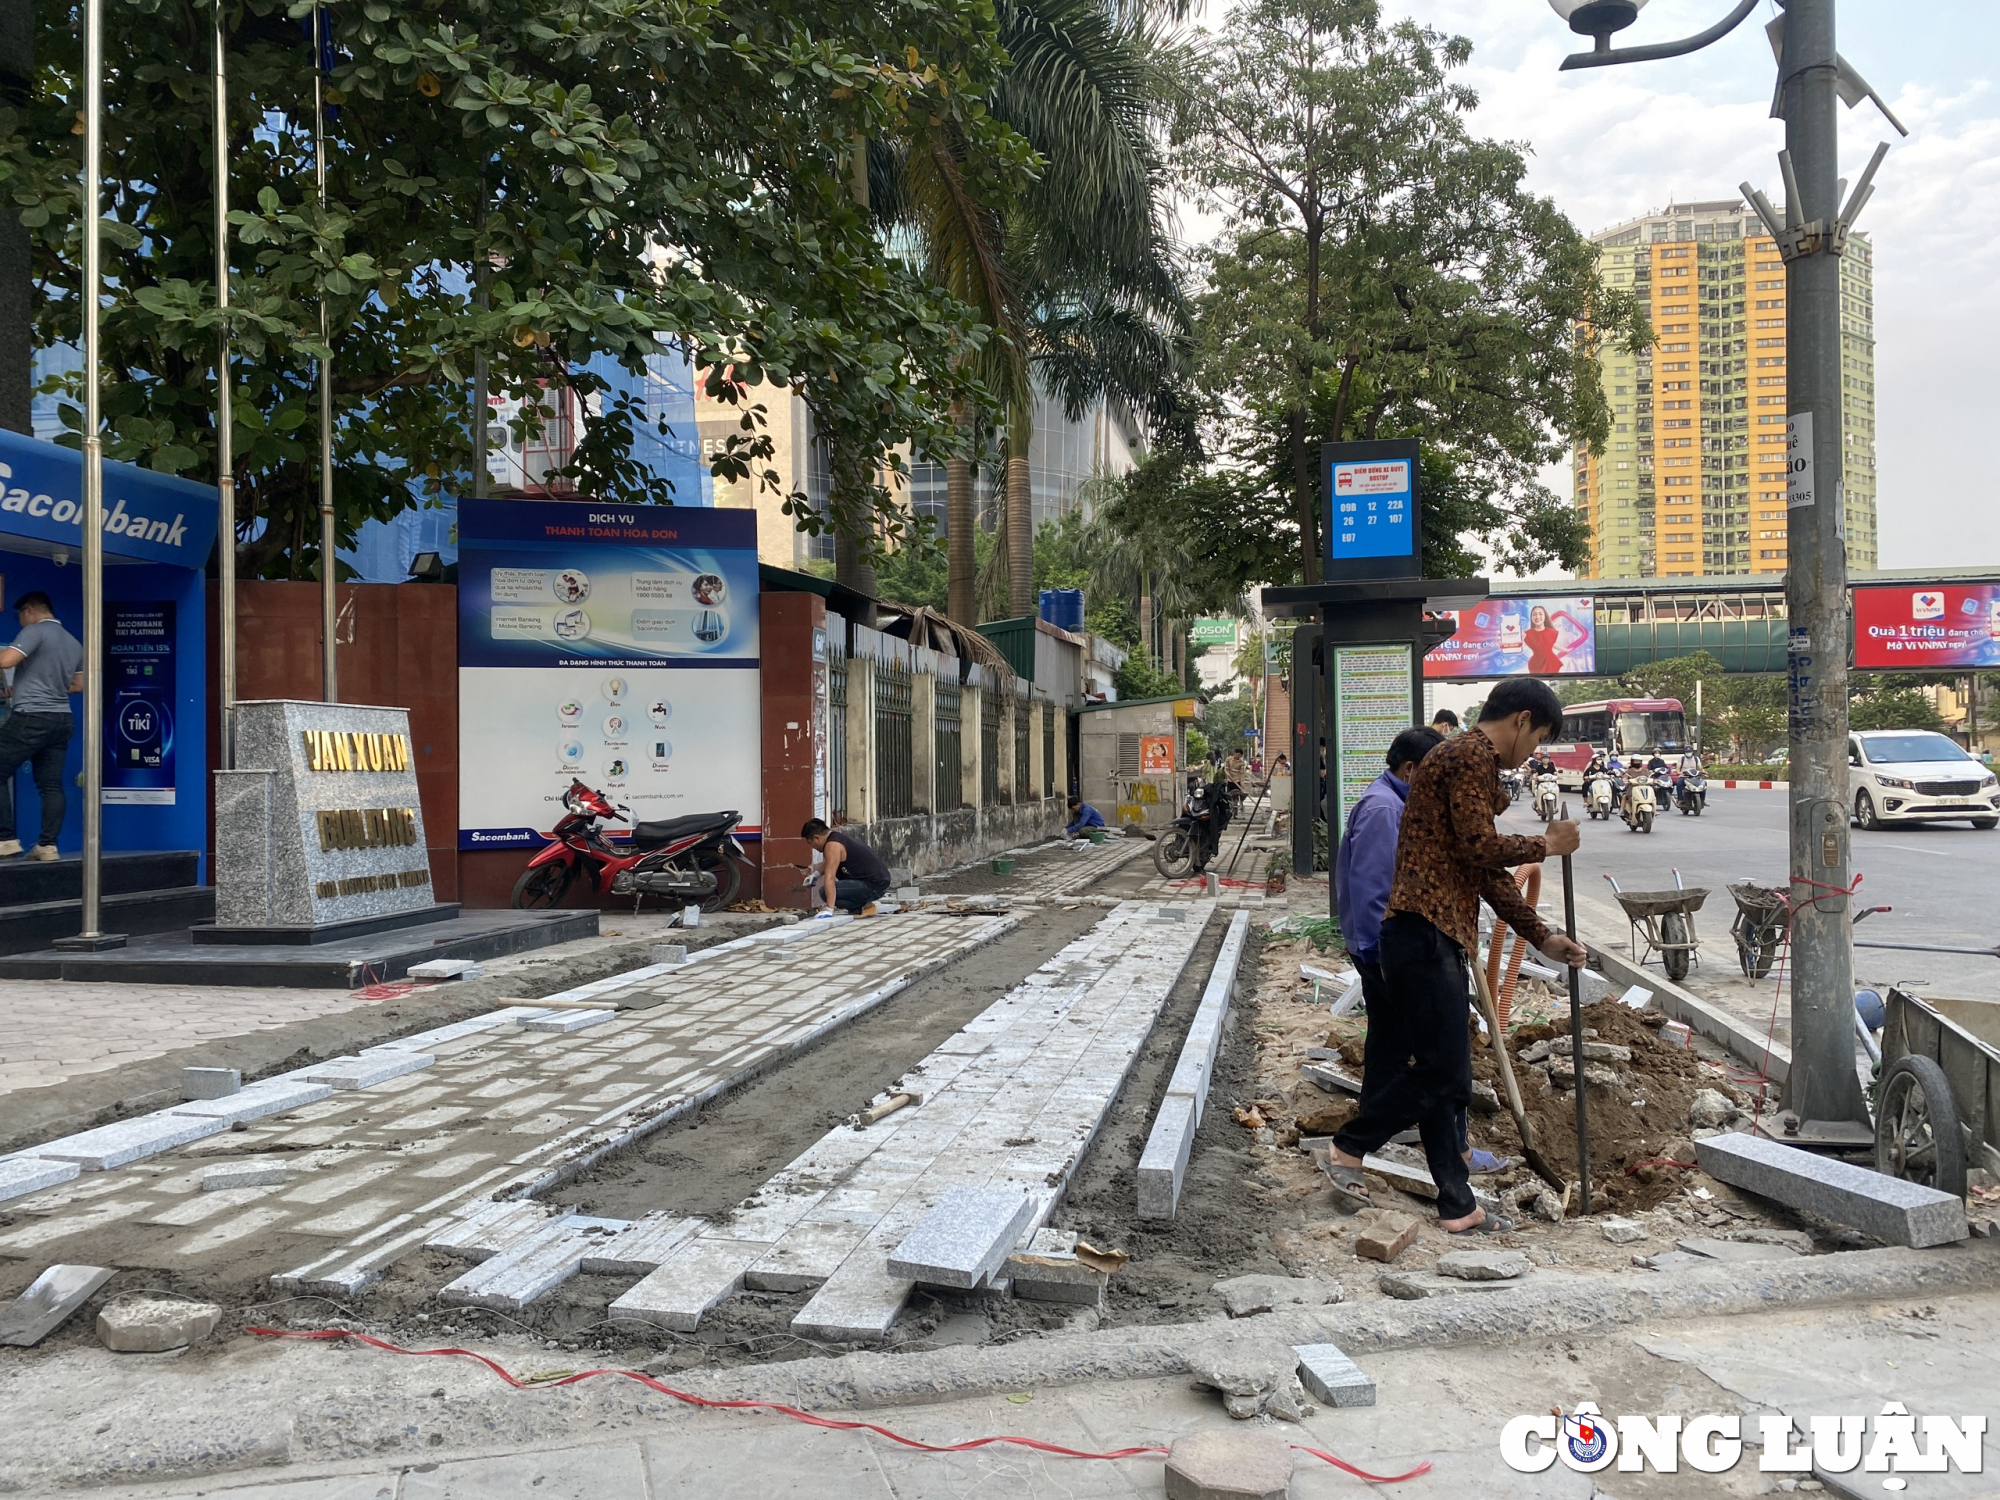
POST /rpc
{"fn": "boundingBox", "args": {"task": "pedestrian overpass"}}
[1483,567,2000,675]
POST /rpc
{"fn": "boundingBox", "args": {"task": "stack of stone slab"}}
[1137,910,1252,1219]
[608,901,1216,1341]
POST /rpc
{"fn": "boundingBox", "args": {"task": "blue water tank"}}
[1039,587,1085,633]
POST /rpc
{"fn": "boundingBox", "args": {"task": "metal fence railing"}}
[826,646,848,822]
[1013,694,1031,804]
[981,687,1002,804]
[874,659,914,819]
[935,675,964,811]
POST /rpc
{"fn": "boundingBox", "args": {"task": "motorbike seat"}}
[631,811,738,849]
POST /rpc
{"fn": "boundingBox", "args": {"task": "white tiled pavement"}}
[603,900,1217,1341]
[0,913,1014,1295]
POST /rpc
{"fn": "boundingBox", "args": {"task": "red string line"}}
[247,1326,1432,1482]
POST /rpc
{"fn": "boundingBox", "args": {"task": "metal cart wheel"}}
[1661,911,1691,981]
[1875,1054,1967,1198]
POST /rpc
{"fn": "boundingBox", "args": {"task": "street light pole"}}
[1771,0,1868,1129]
[1552,0,1900,1133]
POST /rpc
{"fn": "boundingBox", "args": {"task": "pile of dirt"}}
[1473,999,1744,1210]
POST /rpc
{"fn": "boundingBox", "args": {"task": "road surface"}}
[1501,786,2000,1003]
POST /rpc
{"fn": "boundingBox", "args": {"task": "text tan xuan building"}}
[1575,199,1877,579]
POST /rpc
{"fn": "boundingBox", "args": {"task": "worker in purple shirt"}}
[1335,726,1500,1174]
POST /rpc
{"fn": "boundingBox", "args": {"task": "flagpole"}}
[313,1,337,702]
[215,0,236,765]
[74,0,113,946]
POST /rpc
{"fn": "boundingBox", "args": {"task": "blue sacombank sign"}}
[0,427,220,568]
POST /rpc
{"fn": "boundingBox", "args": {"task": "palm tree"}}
[887,0,1187,622]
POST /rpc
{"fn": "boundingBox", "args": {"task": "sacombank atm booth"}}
[0,427,217,949]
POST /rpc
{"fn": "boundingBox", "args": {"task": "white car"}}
[1849,730,1999,830]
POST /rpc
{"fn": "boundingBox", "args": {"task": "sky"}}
[1314,0,2000,574]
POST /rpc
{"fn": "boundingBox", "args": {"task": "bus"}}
[1546,698,1691,789]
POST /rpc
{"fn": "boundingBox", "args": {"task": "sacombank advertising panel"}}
[457,499,761,851]
[1854,585,2000,669]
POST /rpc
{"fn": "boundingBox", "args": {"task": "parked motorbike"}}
[511,779,750,912]
[1586,772,1614,821]
[1675,767,1708,817]
[1532,771,1560,822]
[1154,773,1232,878]
[1620,774,1657,834]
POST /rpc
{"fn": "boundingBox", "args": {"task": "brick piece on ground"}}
[180,1067,240,1100]
[1675,1236,1798,1264]
[0,1155,81,1205]
[0,1265,115,1347]
[521,1009,615,1034]
[1695,1131,1967,1248]
[97,1298,222,1352]
[440,1214,628,1310]
[1599,1216,1648,1245]
[1361,1152,1437,1200]
[580,1215,703,1276]
[1212,1274,1342,1319]
[886,1186,1035,1290]
[407,959,483,981]
[609,1239,771,1331]
[1294,1342,1376,1408]
[171,1080,334,1123]
[300,1052,436,1089]
[28,1114,229,1171]
[1164,1428,1294,1500]
[1353,1212,1419,1264]
[1183,1336,1313,1422]
[201,1161,290,1191]
[1435,1248,1531,1282]
[1005,1229,1109,1307]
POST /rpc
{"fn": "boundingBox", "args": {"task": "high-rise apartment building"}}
[1574,200,1876,579]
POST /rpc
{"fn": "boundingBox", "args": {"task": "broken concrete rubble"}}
[1181,1336,1313,1421]
[1210,1274,1342,1318]
[97,1297,222,1353]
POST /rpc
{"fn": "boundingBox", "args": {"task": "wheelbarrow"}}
[1726,880,1789,979]
[1603,870,1709,982]
[1729,882,1894,980]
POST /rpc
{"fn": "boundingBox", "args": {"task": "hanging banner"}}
[1423,596,1597,679]
[103,600,177,805]
[457,499,762,850]
[1853,585,2000,669]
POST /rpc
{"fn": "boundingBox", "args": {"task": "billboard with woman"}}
[1423,596,1596,679]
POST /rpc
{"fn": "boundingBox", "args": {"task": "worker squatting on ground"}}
[802,818,893,915]
[1066,797,1106,837]
[1324,678,1587,1235]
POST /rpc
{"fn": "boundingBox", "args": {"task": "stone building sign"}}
[211,700,446,937]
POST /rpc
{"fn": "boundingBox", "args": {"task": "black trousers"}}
[1334,913,1477,1220]
[0,711,72,847]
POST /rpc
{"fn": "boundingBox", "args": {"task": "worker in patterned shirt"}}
[1321,678,1587,1235]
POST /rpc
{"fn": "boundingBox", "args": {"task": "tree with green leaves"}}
[0,0,1018,575]
[1166,0,1646,585]
[880,0,1187,621]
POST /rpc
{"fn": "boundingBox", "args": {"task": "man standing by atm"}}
[0,591,85,861]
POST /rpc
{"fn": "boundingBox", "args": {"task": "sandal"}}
[1445,1209,1516,1236]
[1314,1152,1374,1209]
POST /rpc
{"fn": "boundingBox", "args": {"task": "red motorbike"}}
[510,779,751,912]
